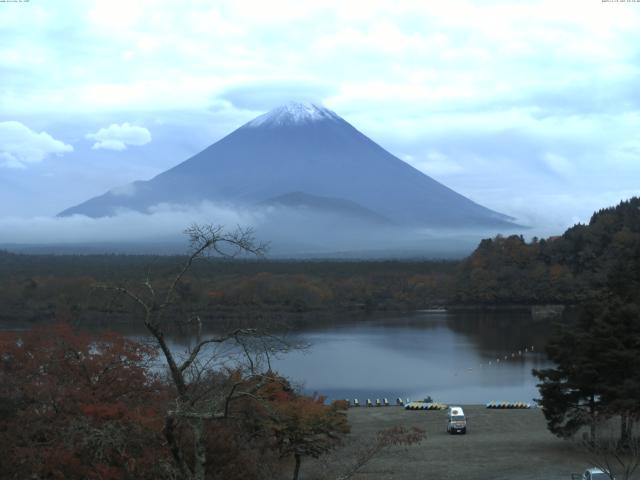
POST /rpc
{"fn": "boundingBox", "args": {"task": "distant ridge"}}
[261,191,393,225]
[60,101,518,229]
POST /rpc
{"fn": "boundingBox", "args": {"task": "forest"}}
[455,197,640,305]
[1,198,639,328]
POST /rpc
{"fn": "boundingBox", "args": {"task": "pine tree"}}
[534,298,640,444]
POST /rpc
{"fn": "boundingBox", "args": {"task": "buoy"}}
[375,399,381,407]
[384,398,389,406]
[397,397,404,406]
[367,399,372,407]
[354,399,359,407]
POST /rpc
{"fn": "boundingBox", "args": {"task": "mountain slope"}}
[260,192,393,226]
[60,102,516,228]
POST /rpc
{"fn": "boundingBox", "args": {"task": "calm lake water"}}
[268,310,552,404]
[1,310,553,404]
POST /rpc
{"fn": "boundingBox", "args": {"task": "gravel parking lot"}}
[303,405,591,480]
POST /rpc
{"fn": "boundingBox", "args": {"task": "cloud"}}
[403,151,465,177]
[0,201,492,258]
[86,123,151,151]
[218,81,335,111]
[0,203,252,245]
[0,121,73,169]
[542,152,573,178]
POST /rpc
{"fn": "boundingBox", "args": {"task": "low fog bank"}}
[0,202,529,259]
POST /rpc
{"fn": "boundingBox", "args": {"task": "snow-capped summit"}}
[243,101,339,128]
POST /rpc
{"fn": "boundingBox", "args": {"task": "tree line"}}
[0,251,455,326]
[530,198,640,479]
[454,197,640,306]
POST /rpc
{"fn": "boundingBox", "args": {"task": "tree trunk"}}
[165,416,192,479]
[618,413,632,450]
[192,417,207,480]
[589,394,597,444]
[292,453,302,480]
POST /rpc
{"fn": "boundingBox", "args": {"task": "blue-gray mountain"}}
[60,102,517,228]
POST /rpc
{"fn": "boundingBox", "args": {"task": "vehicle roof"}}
[449,406,464,415]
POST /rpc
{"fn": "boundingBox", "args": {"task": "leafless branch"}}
[177,328,256,374]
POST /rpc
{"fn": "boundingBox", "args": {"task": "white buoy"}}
[354,399,359,407]
[384,398,389,406]
[397,397,404,406]
[367,399,372,407]
[375,399,381,407]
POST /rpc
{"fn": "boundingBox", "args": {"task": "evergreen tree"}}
[534,297,640,443]
[533,301,606,441]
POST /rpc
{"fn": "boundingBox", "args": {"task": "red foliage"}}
[0,323,171,479]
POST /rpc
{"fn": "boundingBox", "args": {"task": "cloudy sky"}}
[1,0,639,240]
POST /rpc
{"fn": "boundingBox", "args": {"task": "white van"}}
[447,406,467,434]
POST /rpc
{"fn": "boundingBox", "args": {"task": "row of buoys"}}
[453,346,536,377]
[486,401,531,409]
[405,402,448,411]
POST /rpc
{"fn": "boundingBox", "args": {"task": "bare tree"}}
[99,224,288,480]
[336,426,425,480]
[579,422,640,480]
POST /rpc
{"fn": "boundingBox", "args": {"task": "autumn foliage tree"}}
[0,323,170,479]
[267,391,350,480]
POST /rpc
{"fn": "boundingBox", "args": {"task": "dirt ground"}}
[302,405,594,480]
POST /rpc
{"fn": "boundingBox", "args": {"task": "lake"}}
[1,309,554,404]
[268,310,552,404]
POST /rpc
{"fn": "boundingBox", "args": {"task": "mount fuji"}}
[60,102,517,230]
